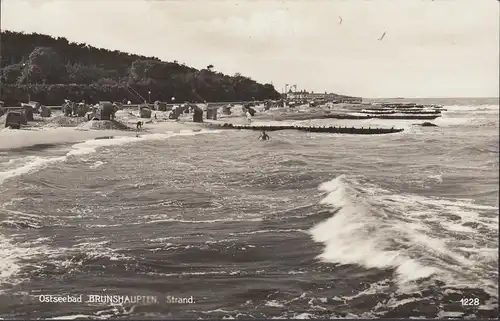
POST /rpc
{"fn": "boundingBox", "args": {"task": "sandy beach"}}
[0,103,326,151]
[0,102,456,152]
[0,108,225,151]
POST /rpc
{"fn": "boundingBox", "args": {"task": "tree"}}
[17,47,66,84]
[66,62,106,84]
[0,63,24,84]
[0,30,284,105]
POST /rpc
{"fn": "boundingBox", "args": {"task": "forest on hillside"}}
[0,31,281,105]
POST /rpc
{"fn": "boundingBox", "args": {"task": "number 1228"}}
[461,298,480,306]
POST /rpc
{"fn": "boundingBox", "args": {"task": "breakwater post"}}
[208,123,403,135]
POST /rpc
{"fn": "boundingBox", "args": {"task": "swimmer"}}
[259,131,270,140]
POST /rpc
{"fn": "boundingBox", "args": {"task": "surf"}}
[309,174,498,296]
[0,129,221,186]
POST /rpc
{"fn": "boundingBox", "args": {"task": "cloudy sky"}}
[2,0,499,98]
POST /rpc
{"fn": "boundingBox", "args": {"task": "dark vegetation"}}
[0,31,281,105]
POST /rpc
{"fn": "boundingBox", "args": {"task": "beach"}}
[0,102,403,152]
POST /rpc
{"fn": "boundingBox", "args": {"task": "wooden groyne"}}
[360,107,445,112]
[327,114,439,120]
[378,103,444,109]
[208,123,403,135]
[359,110,442,115]
[276,113,440,121]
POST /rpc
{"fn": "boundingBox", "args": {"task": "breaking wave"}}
[0,129,220,186]
[309,174,498,296]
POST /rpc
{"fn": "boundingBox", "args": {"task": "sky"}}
[1,0,499,98]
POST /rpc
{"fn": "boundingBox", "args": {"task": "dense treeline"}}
[0,31,281,105]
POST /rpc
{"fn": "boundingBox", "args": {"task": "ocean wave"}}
[89,160,106,169]
[0,234,22,287]
[434,104,499,128]
[146,217,263,224]
[0,234,134,293]
[443,104,499,112]
[0,234,64,292]
[457,145,499,155]
[0,129,221,186]
[308,174,498,296]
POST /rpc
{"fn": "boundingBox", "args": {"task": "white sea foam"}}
[0,230,136,292]
[89,161,105,169]
[0,155,67,185]
[0,128,223,288]
[146,217,262,224]
[0,235,61,291]
[309,174,499,294]
[443,104,499,113]
[437,104,499,127]
[0,235,22,286]
[0,129,221,186]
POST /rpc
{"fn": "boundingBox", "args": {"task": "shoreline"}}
[0,120,212,152]
[0,102,442,151]
[0,108,215,150]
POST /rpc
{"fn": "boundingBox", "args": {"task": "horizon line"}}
[365,96,499,100]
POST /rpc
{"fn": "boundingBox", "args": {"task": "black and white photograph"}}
[0,0,498,319]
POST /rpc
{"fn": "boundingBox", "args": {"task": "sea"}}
[0,98,498,319]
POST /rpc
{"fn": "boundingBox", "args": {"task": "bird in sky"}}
[378,32,387,41]
[338,16,343,24]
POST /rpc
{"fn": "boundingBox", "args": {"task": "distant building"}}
[286,90,309,100]
[337,96,363,104]
[285,90,362,103]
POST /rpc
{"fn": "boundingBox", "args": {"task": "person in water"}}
[259,131,270,140]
